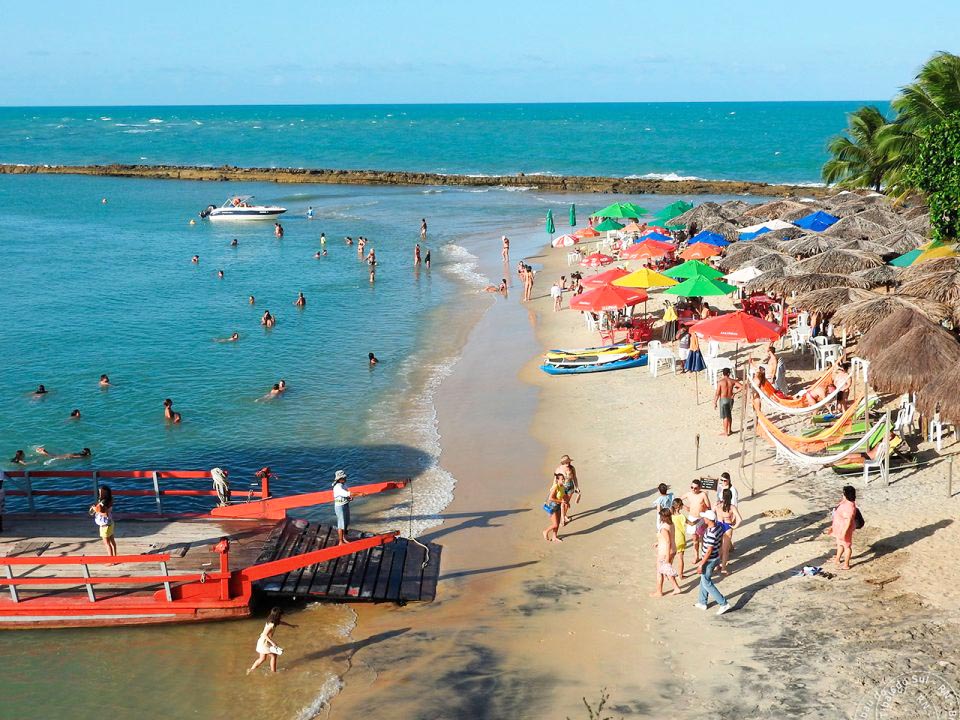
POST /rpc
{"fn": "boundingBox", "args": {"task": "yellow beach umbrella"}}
[915,242,958,264]
[612,267,679,289]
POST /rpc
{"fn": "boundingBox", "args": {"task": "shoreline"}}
[0,163,831,198]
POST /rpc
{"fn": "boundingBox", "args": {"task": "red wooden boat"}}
[0,469,441,629]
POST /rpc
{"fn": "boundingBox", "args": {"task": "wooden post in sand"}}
[948,454,954,499]
[695,433,701,470]
[749,413,758,498]
[738,380,750,469]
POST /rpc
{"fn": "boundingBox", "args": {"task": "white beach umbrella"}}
[552,233,579,248]
[724,266,764,285]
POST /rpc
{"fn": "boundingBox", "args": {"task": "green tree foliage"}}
[908,116,960,241]
[822,52,960,200]
[822,106,891,190]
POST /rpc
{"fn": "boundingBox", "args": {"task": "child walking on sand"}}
[247,607,298,674]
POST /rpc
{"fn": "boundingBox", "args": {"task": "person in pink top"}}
[825,485,858,569]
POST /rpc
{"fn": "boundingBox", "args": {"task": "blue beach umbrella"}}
[794,210,839,232]
[640,231,674,243]
[688,230,730,248]
[739,227,773,241]
[546,209,555,235]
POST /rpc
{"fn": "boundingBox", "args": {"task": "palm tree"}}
[879,51,960,193]
[822,105,891,191]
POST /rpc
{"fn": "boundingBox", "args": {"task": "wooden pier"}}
[254,520,441,603]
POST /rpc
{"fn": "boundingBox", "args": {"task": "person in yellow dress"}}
[671,498,688,578]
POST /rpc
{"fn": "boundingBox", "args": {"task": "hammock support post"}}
[695,433,700,471]
[749,414,758,498]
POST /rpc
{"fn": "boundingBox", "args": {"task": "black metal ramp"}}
[252,520,442,603]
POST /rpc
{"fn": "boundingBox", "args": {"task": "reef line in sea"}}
[0,163,830,198]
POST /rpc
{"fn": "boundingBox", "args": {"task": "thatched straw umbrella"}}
[773,273,873,295]
[789,287,877,315]
[856,308,927,358]
[674,203,729,229]
[781,205,820,223]
[901,204,929,222]
[770,226,805,241]
[782,233,841,258]
[747,235,787,251]
[721,200,754,217]
[718,243,773,271]
[751,252,794,273]
[824,215,890,241]
[898,271,960,312]
[744,268,786,294]
[902,256,960,279]
[837,239,897,256]
[832,295,952,334]
[852,206,904,231]
[701,220,740,241]
[852,265,902,289]
[877,228,928,253]
[907,213,931,236]
[792,249,884,274]
[861,318,960,394]
[741,199,809,221]
[918,364,960,423]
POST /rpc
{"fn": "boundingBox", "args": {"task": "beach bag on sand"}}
[855,508,865,530]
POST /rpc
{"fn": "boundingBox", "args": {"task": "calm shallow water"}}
[0,102,886,184]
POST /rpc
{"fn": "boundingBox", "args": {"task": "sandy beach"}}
[326,230,960,719]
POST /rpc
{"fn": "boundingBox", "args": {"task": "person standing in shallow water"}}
[247,607,297,675]
[420,218,427,240]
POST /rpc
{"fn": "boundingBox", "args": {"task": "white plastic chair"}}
[791,326,812,354]
[928,414,949,452]
[567,251,579,267]
[647,340,677,377]
[894,396,916,434]
[863,432,889,483]
[820,344,841,369]
[704,340,735,387]
[583,313,598,332]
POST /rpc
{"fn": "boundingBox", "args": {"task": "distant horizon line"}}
[0,99,888,110]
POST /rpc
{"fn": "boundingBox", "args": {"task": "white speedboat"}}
[200,196,286,221]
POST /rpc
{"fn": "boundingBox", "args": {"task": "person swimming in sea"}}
[424,249,431,269]
[248,295,255,305]
[69,409,81,420]
[217,269,224,279]
[32,384,48,398]
[278,379,287,393]
[215,332,240,343]
[483,279,508,294]
[10,450,27,465]
[261,384,282,401]
[36,446,92,460]
[99,374,111,387]
[261,311,275,328]
[192,255,200,264]
[369,352,379,366]
[163,398,176,421]
[315,251,323,259]
[230,238,238,247]
[294,292,306,308]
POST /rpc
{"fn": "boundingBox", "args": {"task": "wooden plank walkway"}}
[253,520,441,603]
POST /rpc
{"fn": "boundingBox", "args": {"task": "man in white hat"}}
[332,470,352,545]
[694,510,731,615]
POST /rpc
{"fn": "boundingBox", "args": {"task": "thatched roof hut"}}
[862,319,960,394]
[740,199,809,222]
[877,228,928,253]
[782,233,841,258]
[898,271,960,309]
[792,249,885,274]
[852,265,902,289]
[772,273,873,295]
[832,295,952,334]
[789,287,877,315]
[823,215,890,241]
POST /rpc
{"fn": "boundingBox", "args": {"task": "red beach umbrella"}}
[645,226,673,235]
[622,239,676,260]
[581,252,615,268]
[582,267,630,288]
[569,284,648,312]
[576,227,601,238]
[691,311,783,343]
[552,233,580,248]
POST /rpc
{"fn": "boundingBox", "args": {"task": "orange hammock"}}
[757,365,836,409]
[756,398,861,452]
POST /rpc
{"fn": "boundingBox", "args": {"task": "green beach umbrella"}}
[592,201,649,219]
[594,218,624,232]
[546,209,555,235]
[653,200,693,222]
[665,223,687,231]
[569,204,577,227]
[664,275,736,297]
[890,250,920,268]
[664,259,725,280]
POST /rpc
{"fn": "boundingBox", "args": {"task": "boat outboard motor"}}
[211,467,231,506]
[199,204,215,219]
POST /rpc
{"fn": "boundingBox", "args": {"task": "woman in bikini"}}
[542,474,566,543]
[716,488,742,574]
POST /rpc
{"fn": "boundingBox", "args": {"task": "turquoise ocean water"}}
[0,102,849,719]
[0,102,884,184]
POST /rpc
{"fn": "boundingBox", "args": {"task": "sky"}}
[3,1,958,106]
